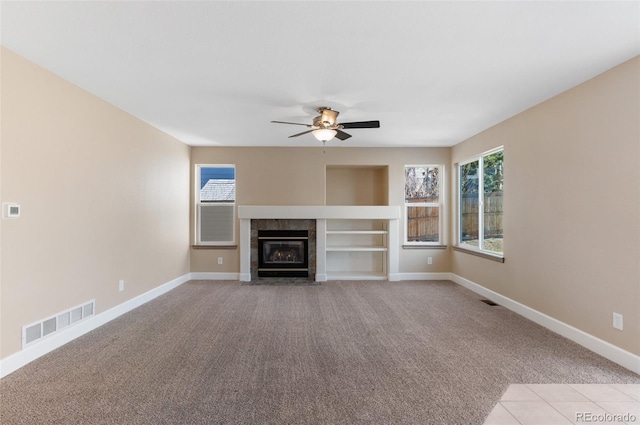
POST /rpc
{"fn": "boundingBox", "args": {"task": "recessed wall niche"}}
[325,165,389,206]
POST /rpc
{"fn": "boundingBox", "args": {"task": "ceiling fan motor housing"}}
[313,116,334,129]
[316,107,339,128]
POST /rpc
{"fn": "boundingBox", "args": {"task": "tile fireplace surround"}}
[238,206,401,282]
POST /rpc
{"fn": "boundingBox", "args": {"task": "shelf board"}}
[326,246,387,252]
[326,230,388,235]
[326,271,387,280]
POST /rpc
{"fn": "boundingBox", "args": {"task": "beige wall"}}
[326,166,389,206]
[190,147,451,274]
[0,48,191,359]
[450,57,640,355]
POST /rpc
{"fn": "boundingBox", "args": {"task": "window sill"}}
[402,244,448,250]
[452,245,504,263]
[191,245,237,250]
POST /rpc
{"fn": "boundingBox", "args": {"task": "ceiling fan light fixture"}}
[312,128,337,142]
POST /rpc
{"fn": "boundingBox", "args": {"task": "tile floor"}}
[484,384,640,424]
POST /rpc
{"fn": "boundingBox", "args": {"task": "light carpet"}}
[1,280,638,424]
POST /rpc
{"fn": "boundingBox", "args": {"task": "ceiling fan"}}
[271,107,380,143]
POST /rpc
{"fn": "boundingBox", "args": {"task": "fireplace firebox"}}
[258,230,309,277]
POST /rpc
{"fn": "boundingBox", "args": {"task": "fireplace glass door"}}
[258,230,308,277]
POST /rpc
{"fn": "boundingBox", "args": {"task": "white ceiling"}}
[2,1,639,147]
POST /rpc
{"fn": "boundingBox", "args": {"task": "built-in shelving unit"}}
[325,219,389,280]
[326,219,389,280]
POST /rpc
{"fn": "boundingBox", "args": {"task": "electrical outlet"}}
[427,257,433,265]
[119,280,125,292]
[218,257,223,265]
[613,313,623,330]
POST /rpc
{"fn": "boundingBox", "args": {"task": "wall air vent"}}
[22,300,95,348]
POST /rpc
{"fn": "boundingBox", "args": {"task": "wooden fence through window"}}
[405,192,503,242]
[460,192,503,240]
[406,202,439,242]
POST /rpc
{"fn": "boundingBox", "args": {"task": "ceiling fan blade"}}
[340,120,380,129]
[335,130,352,141]
[288,129,314,138]
[271,120,311,127]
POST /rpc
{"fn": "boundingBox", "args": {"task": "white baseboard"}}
[397,272,453,281]
[3,272,637,378]
[449,273,640,375]
[189,272,240,280]
[0,273,191,379]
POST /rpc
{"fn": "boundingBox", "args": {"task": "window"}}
[404,165,444,245]
[458,148,503,256]
[195,165,236,245]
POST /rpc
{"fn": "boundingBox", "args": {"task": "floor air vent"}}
[481,299,499,306]
[22,300,95,348]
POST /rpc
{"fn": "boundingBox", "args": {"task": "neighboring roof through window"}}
[200,179,235,202]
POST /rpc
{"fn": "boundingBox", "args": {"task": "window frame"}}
[195,164,236,246]
[456,147,504,259]
[403,164,445,247]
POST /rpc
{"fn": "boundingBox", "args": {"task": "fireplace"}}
[258,230,309,277]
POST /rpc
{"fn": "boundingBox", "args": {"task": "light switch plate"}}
[2,203,20,218]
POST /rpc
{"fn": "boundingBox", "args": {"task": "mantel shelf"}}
[238,205,400,220]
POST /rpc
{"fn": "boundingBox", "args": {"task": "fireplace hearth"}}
[258,230,309,278]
